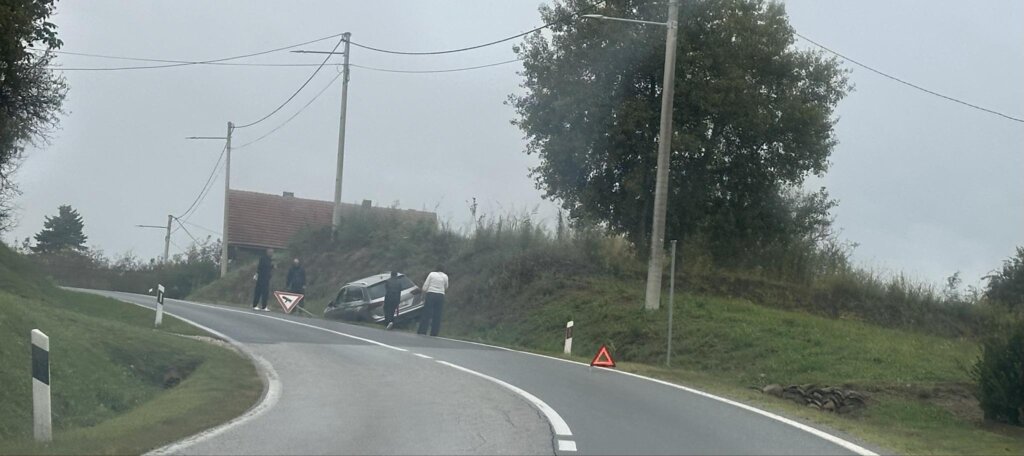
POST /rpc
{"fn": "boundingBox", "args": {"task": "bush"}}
[972,319,1024,425]
[986,246,1024,312]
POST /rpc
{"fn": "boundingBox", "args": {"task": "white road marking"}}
[97,293,283,456]
[557,439,577,452]
[435,360,573,437]
[413,353,433,359]
[435,336,879,456]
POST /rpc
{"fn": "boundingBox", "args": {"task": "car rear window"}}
[366,276,416,300]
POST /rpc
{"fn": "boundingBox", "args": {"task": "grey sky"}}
[7,0,1023,289]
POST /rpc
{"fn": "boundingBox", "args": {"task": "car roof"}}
[347,272,405,287]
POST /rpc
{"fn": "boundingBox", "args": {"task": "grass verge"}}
[0,245,261,454]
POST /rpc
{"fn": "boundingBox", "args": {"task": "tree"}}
[31,204,86,253]
[510,0,849,266]
[986,247,1024,312]
[1,0,68,231]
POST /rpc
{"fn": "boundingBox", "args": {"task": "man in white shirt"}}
[417,265,449,336]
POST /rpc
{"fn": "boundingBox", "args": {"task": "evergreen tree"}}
[31,204,87,253]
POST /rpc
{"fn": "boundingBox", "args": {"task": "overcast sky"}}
[7,0,1023,289]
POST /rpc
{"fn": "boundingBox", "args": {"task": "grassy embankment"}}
[191,210,1024,455]
[0,245,261,454]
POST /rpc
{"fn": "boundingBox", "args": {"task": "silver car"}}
[323,273,423,322]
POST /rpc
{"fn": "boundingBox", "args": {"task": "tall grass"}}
[260,206,987,338]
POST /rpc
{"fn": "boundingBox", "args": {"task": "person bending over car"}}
[417,265,449,336]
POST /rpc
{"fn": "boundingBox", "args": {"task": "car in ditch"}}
[323,273,423,323]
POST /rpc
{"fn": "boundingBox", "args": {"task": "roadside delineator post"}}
[31,329,52,442]
[155,284,165,327]
[563,321,574,355]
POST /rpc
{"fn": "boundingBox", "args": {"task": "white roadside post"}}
[31,329,51,442]
[564,321,574,355]
[155,284,166,327]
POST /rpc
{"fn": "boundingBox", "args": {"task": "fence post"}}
[31,329,52,442]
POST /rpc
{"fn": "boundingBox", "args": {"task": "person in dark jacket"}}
[252,248,274,311]
[286,258,307,312]
[383,271,402,330]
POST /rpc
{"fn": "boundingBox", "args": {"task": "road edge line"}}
[86,291,283,456]
[435,336,879,456]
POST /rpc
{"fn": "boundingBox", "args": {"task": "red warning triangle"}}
[590,344,616,368]
[273,291,304,314]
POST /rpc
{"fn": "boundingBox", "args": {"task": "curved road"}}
[89,290,879,456]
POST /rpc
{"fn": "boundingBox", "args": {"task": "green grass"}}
[0,245,261,454]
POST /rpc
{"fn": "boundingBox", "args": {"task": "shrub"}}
[972,319,1024,425]
[986,246,1024,312]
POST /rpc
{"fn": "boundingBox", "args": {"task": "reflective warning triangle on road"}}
[590,344,616,368]
[273,291,304,314]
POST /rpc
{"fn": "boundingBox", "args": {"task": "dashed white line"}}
[557,439,577,452]
[413,353,433,359]
[435,360,573,438]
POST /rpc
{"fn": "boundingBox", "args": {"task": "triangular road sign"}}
[273,291,304,314]
[590,344,616,368]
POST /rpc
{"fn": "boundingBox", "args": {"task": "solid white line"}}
[90,292,283,456]
[435,360,572,437]
[413,353,433,359]
[166,298,410,352]
[434,336,878,456]
[557,439,577,452]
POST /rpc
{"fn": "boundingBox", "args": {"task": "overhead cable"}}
[234,68,344,149]
[234,36,345,129]
[794,32,1024,124]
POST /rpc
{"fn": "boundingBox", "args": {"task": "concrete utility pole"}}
[643,0,680,311]
[332,32,352,232]
[584,2,680,311]
[222,121,233,277]
[164,214,172,262]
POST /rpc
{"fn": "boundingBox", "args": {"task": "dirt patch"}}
[865,382,983,424]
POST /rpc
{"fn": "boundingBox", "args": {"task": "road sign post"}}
[155,284,165,327]
[31,329,51,442]
[667,240,676,367]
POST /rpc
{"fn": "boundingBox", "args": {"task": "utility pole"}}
[164,215,172,263]
[332,32,352,232]
[643,0,680,310]
[222,121,233,277]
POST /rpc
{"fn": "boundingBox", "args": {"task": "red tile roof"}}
[226,189,435,250]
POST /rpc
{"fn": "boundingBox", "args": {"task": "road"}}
[88,290,879,456]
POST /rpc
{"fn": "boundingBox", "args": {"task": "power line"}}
[235,68,344,149]
[345,3,603,56]
[175,219,202,245]
[175,144,226,221]
[32,31,348,71]
[351,58,522,74]
[48,62,343,70]
[181,219,221,237]
[794,32,1024,124]
[234,36,345,129]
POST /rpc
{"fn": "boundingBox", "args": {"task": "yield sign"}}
[273,291,304,314]
[590,344,616,368]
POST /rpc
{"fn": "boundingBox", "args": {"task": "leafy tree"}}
[1,0,68,230]
[986,247,1024,312]
[510,0,849,266]
[31,204,86,253]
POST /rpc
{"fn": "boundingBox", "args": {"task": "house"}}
[225,189,435,258]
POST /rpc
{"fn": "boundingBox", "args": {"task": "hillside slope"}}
[192,219,1022,454]
[0,245,260,454]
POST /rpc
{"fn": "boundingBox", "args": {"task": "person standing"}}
[286,257,307,313]
[252,248,274,311]
[383,271,402,330]
[417,265,449,336]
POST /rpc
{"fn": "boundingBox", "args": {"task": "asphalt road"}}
[87,290,879,456]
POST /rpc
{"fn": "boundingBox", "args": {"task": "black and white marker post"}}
[564,320,574,355]
[154,284,165,327]
[31,329,51,442]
